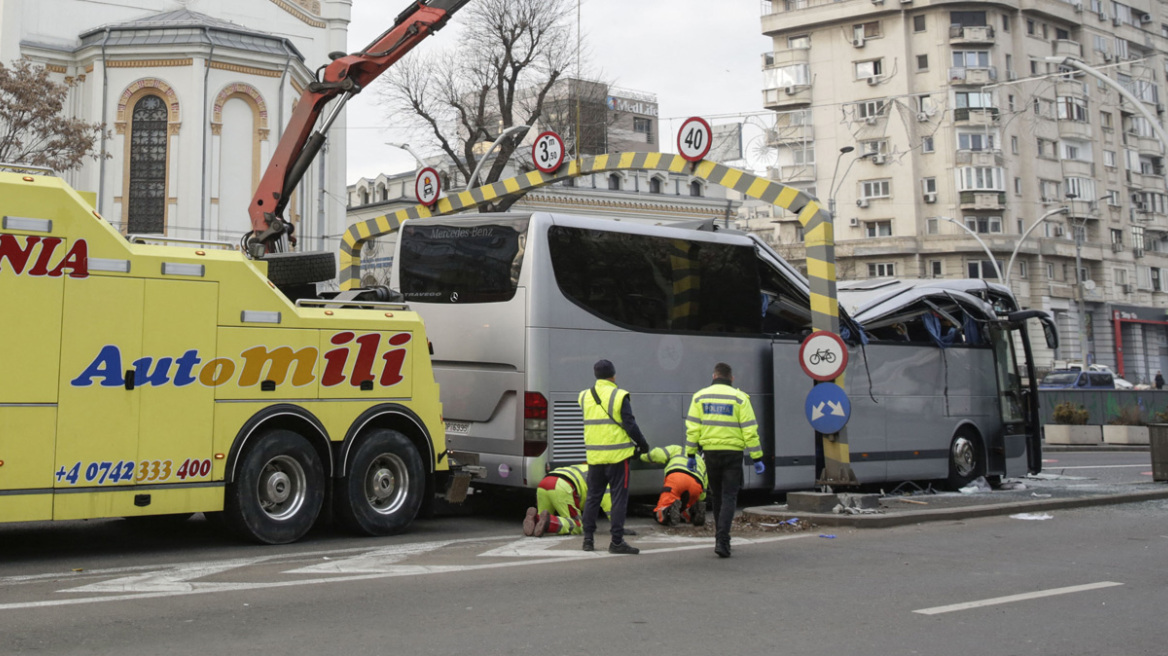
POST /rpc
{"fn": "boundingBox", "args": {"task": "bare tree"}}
[380,0,574,210]
[0,59,104,171]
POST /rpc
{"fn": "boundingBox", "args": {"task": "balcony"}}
[1138,170,1165,189]
[1125,132,1162,155]
[1060,159,1096,179]
[949,66,998,86]
[1051,39,1083,59]
[1055,79,1087,99]
[959,191,1006,210]
[769,164,817,182]
[948,24,996,45]
[763,48,810,69]
[766,123,815,146]
[1125,169,1144,190]
[763,85,812,110]
[1057,119,1093,140]
[953,107,1000,125]
[955,149,1004,167]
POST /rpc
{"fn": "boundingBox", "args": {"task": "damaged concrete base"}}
[788,491,879,514]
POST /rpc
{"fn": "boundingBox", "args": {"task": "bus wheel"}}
[336,429,425,536]
[946,430,982,490]
[226,429,325,545]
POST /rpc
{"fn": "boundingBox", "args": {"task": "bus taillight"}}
[524,392,548,457]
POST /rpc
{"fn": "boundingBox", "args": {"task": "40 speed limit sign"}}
[532,131,565,173]
[677,116,712,162]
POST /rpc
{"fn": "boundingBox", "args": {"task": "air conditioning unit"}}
[849,217,861,226]
[1112,242,1125,252]
[1113,16,1122,26]
[1072,2,1083,12]
[1134,248,1146,258]
[1123,283,1134,294]
[1098,11,1108,21]
[871,0,884,4]
[857,198,870,208]
[853,37,865,48]
[899,0,912,4]
[867,76,881,86]
[924,192,937,203]
[1158,103,1165,114]
[1007,71,1017,80]
[1141,14,1152,23]
[1102,51,1113,61]
[785,86,798,95]
[1054,226,1066,236]
[865,115,878,125]
[1135,200,1147,211]
[872,153,887,164]
[917,111,930,122]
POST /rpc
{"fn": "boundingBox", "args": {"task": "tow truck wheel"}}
[946,429,983,491]
[226,429,325,545]
[335,429,425,536]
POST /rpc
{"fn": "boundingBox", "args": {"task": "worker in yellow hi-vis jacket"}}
[685,362,764,559]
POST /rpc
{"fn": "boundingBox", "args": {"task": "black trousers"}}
[704,451,745,546]
[582,459,630,544]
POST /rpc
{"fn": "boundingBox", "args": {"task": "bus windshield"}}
[399,220,528,303]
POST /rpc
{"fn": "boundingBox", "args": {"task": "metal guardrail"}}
[128,235,239,250]
[1039,389,1168,425]
[0,162,55,175]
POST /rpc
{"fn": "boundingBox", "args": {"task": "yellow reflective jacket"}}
[640,444,707,498]
[578,379,636,464]
[685,382,763,461]
[548,463,611,512]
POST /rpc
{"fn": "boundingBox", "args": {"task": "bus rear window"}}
[399,221,527,303]
[547,225,760,334]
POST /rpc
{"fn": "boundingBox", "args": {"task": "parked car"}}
[1039,370,1117,389]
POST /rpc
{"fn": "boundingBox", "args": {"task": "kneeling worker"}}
[641,445,707,527]
[523,463,610,537]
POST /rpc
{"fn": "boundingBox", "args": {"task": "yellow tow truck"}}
[0,0,472,544]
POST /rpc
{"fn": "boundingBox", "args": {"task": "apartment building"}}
[760,0,1168,379]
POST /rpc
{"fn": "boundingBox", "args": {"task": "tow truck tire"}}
[335,429,425,536]
[946,429,983,491]
[225,429,325,545]
[263,251,337,287]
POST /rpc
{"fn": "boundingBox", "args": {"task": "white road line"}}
[1052,464,1149,470]
[913,581,1124,616]
[0,533,812,611]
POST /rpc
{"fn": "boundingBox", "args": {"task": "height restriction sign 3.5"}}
[798,330,848,381]
[532,131,565,173]
[677,117,712,162]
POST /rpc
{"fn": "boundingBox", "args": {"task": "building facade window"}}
[855,59,884,79]
[128,94,169,234]
[913,15,926,31]
[689,180,703,197]
[916,54,929,71]
[965,215,1002,233]
[922,177,937,194]
[929,260,943,277]
[865,220,892,237]
[922,136,935,153]
[860,179,891,198]
[869,262,895,277]
[967,259,1003,279]
[608,174,622,190]
[956,166,1004,191]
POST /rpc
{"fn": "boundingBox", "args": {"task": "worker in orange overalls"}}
[641,445,707,526]
[523,464,611,536]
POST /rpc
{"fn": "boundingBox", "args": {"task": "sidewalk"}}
[741,475,1168,529]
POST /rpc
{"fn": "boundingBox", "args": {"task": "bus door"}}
[988,324,1029,478]
[1004,311,1058,474]
[771,340,816,490]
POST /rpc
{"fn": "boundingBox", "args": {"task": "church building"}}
[0,0,351,251]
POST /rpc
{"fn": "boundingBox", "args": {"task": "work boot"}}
[608,541,640,555]
[691,500,706,528]
[522,507,538,536]
[665,500,682,526]
[533,511,549,537]
[582,536,594,552]
[714,540,731,558]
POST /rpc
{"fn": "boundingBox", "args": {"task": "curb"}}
[741,488,1168,529]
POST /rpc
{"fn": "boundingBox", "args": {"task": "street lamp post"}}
[827,146,854,218]
[466,124,532,191]
[1066,193,1091,364]
[385,142,428,170]
[941,216,1003,280]
[1004,205,1070,286]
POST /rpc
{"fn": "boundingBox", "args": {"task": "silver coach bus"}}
[390,212,1053,494]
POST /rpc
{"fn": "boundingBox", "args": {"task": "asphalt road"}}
[1,450,1164,656]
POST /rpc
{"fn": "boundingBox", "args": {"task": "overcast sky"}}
[344,0,771,184]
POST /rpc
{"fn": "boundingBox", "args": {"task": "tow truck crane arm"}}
[246,0,470,257]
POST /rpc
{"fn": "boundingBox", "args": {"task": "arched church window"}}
[128,95,168,234]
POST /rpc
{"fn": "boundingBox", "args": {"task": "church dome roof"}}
[79,8,303,60]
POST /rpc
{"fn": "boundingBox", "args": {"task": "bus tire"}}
[263,251,336,287]
[335,429,425,536]
[946,429,983,490]
[225,429,325,545]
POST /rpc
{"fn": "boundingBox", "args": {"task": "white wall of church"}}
[0,0,352,255]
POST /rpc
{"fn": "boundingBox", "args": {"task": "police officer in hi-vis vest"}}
[685,362,764,558]
[578,359,650,554]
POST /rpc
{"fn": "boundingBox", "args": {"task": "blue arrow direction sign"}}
[804,382,851,434]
